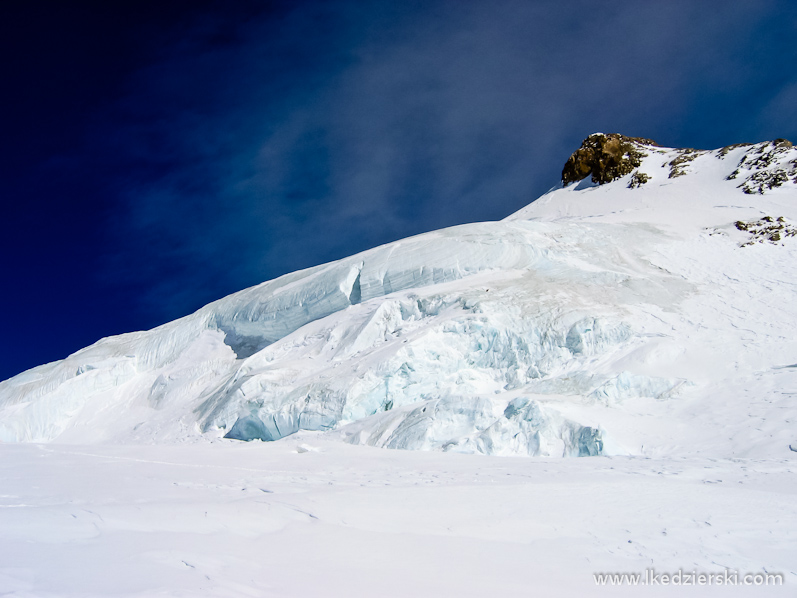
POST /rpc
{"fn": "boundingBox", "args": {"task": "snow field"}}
[0,439,795,597]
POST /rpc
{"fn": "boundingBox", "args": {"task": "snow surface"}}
[1,139,797,595]
[1,438,795,597]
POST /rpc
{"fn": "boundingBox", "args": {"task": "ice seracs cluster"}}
[2,134,797,461]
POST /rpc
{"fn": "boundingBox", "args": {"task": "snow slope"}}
[2,136,797,597]
[2,138,797,461]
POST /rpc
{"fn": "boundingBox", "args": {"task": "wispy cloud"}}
[101,0,797,321]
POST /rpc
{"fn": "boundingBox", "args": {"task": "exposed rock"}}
[717,142,753,158]
[725,139,797,194]
[741,169,791,194]
[735,216,797,246]
[562,133,659,186]
[667,148,706,178]
[731,139,793,172]
[627,171,650,189]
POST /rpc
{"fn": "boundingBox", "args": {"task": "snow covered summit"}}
[2,135,796,459]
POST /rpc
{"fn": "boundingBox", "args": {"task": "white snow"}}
[0,439,794,597]
[1,138,797,595]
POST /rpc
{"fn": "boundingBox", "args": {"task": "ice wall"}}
[4,139,796,456]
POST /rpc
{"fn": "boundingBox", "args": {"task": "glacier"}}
[2,137,797,462]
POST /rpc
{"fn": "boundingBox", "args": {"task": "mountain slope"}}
[2,135,796,459]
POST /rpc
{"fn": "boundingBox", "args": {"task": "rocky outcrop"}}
[735,216,797,246]
[725,139,796,194]
[668,148,706,178]
[562,134,797,192]
[627,171,650,189]
[562,133,659,186]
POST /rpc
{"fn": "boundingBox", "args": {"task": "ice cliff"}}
[2,135,796,459]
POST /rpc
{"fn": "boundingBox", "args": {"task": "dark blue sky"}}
[2,0,796,382]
